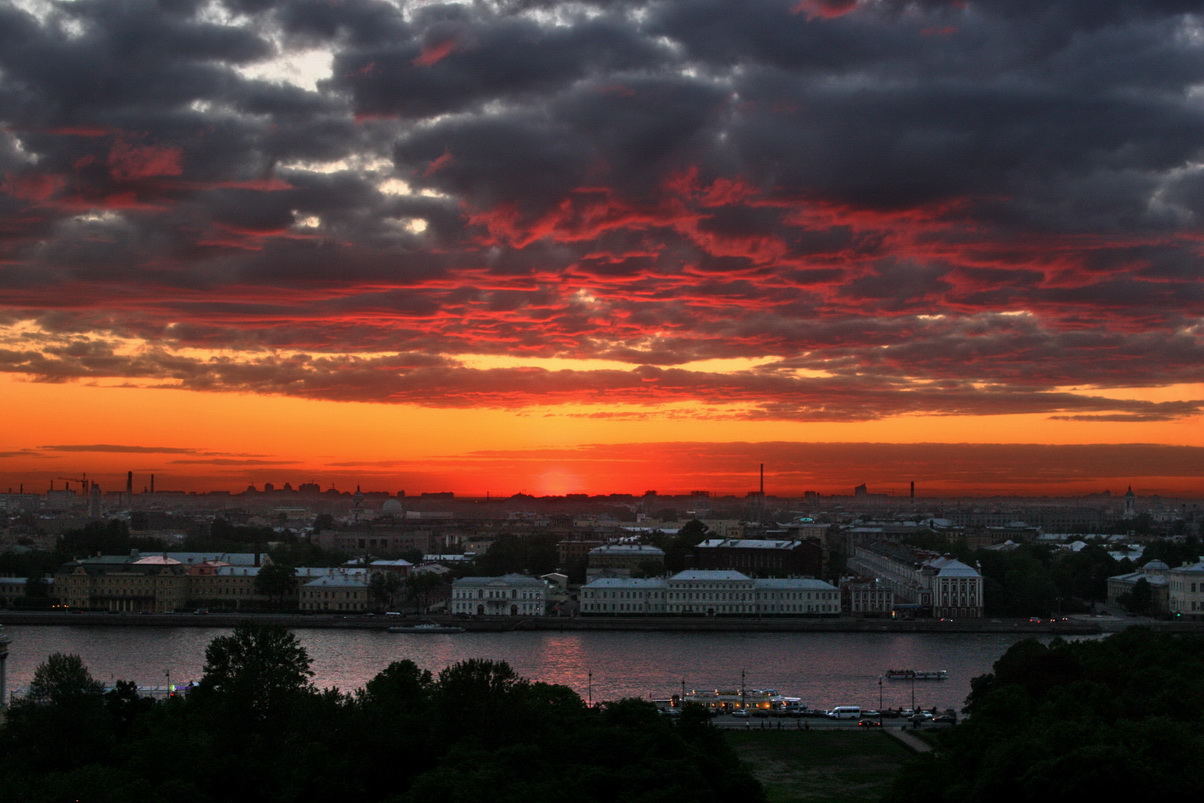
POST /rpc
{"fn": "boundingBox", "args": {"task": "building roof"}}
[214,566,262,577]
[588,544,666,555]
[582,577,669,589]
[753,578,838,591]
[1107,570,1169,587]
[370,559,413,568]
[696,538,812,550]
[132,555,182,565]
[453,573,547,588]
[927,558,981,578]
[669,570,752,582]
[162,552,265,566]
[303,573,369,588]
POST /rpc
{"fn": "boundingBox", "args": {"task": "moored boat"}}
[661,687,807,715]
[387,623,465,633]
[884,669,948,681]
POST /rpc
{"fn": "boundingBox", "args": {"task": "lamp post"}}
[878,677,883,725]
[0,625,11,710]
[587,670,593,708]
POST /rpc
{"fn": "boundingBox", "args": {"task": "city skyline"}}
[1,2,1202,498]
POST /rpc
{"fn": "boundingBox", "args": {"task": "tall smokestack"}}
[150,474,155,494]
[910,481,915,501]
[127,471,133,497]
[760,463,764,496]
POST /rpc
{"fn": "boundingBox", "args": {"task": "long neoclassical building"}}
[579,570,840,616]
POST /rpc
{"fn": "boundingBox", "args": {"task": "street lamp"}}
[588,670,593,708]
[878,678,883,725]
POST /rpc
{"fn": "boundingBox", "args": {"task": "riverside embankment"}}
[3,609,1187,635]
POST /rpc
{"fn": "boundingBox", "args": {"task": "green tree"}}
[477,533,558,576]
[368,570,403,610]
[403,570,444,613]
[27,652,105,704]
[887,629,1204,803]
[194,622,314,723]
[664,519,710,571]
[254,562,299,607]
[1119,577,1154,615]
[0,654,111,773]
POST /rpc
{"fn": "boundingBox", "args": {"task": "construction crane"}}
[57,475,90,494]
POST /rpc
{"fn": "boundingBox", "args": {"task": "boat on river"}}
[659,687,806,715]
[884,669,947,681]
[387,623,465,634]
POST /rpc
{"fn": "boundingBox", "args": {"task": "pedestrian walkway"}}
[885,726,932,752]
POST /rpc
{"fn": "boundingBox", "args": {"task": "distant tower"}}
[353,485,365,522]
[1124,485,1137,519]
[910,481,915,501]
[0,624,11,709]
[88,482,102,519]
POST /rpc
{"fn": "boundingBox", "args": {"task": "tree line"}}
[0,623,764,803]
[886,628,1204,802]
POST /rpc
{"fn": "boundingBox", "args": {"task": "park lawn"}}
[725,729,913,803]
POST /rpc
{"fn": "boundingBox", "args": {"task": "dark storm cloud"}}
[0,0,1201,420]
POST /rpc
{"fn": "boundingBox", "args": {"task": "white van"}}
[828,705,861,720]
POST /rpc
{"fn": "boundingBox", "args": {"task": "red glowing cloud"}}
[413,38,459,67]
[792,0,860,19]
[1,0,1202,495]
[107,140,183,181]
[1,172,66,202]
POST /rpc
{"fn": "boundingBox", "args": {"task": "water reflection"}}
[3,626,1084,711]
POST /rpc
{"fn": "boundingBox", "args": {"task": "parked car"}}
[858,719,882,728]
[730,709,750,718]
[933,714,958,724]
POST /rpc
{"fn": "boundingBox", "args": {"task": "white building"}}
[1168,561,1204,619]
[846,542,984,618]
[1108,560,1171,613]
[840,577,894,617]
[578,577,668,615]
[451,574,548,616]
[579,570,839,616]
[927,557,984,619]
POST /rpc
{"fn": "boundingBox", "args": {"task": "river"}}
[2,625,1095,712]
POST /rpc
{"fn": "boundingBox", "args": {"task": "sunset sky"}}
[1,0,1203,499]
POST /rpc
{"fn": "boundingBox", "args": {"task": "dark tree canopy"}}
[0,636,763,803]
[254,562,299,605]
[194,622,314,722]
[26,652,105,704]
[887,629,1204,803]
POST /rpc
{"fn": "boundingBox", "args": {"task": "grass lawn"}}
[725,729,913,803]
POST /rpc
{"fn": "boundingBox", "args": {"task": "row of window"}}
[582,603,838,613]
[587,591,835,602]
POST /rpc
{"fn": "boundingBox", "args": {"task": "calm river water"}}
[2,625,1088,712]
